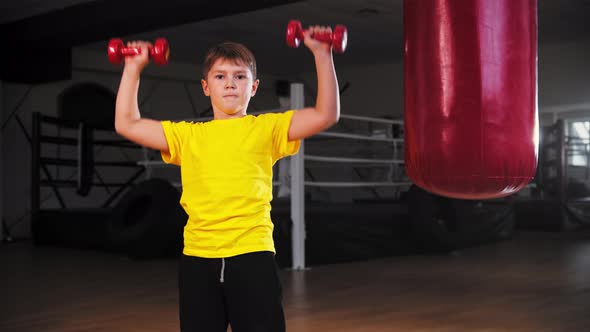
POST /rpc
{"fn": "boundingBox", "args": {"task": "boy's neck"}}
[213,109,248,120]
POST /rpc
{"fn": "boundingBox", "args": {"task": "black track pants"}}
[178,251,285,332]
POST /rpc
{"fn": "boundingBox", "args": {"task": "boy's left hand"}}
[303,26,333,55]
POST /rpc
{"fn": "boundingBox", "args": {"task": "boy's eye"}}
[215,74,224,79]
[236,75,246,80]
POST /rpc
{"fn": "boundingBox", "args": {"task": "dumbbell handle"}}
[108,38,169,65]
[307,31,335,43]
[292,23,335,43]
[118,46,157,57]
[286,20,347,53]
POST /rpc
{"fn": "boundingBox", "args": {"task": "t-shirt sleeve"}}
[160,120,191,166]
[272,110,301,161]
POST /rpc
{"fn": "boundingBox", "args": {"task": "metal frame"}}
[31,112,146,214]
[289,83,306,270]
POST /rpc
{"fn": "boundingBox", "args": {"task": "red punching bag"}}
[404,0,538,199]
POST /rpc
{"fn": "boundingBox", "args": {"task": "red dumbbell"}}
[286,20,347,53]
[107,38,170,65]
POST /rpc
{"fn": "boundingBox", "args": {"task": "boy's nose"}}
[225,79,236,88]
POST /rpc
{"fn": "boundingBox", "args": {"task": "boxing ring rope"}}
[315,131,401,143]
[288,83,411,269]
[304,182,410,188]
[305,155,402,164]
[139,82,410,270]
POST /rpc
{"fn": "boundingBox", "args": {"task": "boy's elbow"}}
[322,112,339,130]
[114,120,124,135]
[328,110,340,126]
[332,112,340,125]
[114,120,130,138]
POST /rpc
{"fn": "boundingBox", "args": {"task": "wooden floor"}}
[1,231,590,332]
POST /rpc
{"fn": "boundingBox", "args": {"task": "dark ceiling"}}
[2,0,590,80]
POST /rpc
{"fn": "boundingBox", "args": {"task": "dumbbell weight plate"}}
[333,25,348,53]
[286,20,303,48]
[152,38,170,65]
[107,38,125,64]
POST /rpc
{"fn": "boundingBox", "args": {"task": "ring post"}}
[290,83,305,270]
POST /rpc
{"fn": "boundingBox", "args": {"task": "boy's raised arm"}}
[288,26,341,141]
[115,41,169,152]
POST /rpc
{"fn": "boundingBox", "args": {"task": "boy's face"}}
[201,58,259,119]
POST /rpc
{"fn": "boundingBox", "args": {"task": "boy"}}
[115,25,340,332]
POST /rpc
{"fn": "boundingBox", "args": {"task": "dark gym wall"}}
[0,0,302,84]
[1,81,3,240]
[2,1,590,240]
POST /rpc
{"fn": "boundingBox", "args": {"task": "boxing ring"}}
[28,79,521,268]
[139,82,412,270]
[287,83,412,269]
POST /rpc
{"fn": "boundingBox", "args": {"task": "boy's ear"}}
[251,79,260,97]
[201,79,210,96]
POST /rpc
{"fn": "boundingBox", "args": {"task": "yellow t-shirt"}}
[160,111,300,258]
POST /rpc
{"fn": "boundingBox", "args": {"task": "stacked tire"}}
[108,178,187,259]
[407,185,514,252]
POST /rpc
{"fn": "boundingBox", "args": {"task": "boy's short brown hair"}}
[202,42,257,80]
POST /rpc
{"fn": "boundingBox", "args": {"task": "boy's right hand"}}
[123,41,152,73]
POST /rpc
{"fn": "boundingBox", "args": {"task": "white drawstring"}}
[220,258,226,283]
